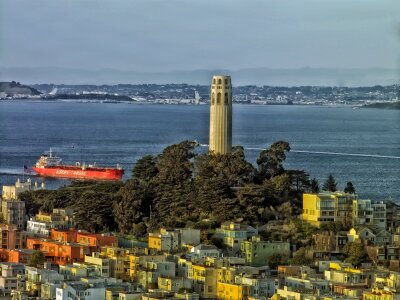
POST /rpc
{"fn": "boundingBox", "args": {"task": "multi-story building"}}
[1,178,45,201]
[0,262,25,297]
[353,199,387,229]
[25,266,64,297]
[241,236,290,267]
[27,208,76,236]
[1,199,25,230]
[0,224,23,250]
[138,261,175,290]
[148,228,201,252]
[236,275,278,298]
[84,252,111,277]
[215,222,258,251]
[189,244,220,259]
[26,237,90,265]
[190,264,217,299]
[56,281,106,300]
[302,192,356,227]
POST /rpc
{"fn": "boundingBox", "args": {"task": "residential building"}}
[1,199,25,230]
[27,208,76,236]
[0,263,25,296]
[352,199,387,229]
[26,237,90,265]
[215,222,258,251]
[241,236,290,267]
[189,244,220,259]
[0,224,23,250]
[302,192,356,227]
[138,261,175,290]
[190,264,217,299]
[25,266,64,297]
[56,281,106,300]
[1,178,45,201]
[84,252,111,277]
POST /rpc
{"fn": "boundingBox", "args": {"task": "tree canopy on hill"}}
[19,140,315,236]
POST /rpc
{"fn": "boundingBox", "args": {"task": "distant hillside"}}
[1,67,399,86]
[0,81,41,96]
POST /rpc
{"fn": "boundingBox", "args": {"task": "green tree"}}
[155,140,196,185]
[195,146,255,187]
[343,240,369,267]
[323,174,337,192]
[310,178,320,193]
[256,141,290,182]
[28,250,45,268]
[132,155,158,181]
[262,174,291,205]
[289,248,312,266]
[287,170,311,193]
[133,222,148,238]
[113,179,153,233]
[344,181,356,194]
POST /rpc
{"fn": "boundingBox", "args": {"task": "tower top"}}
[211,75,231,86]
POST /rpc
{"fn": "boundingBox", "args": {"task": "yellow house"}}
[363,287,394,300]
[191,264,217,299]
[216,282,244,300]
[148,232,172,252]
[100,246,130,280]
[217,267,237,284]
[302,192,355,227]
[158,276,192,292]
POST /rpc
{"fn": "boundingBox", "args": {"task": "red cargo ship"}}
[32,149,124,181]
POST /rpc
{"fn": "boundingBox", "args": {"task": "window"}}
[217,93,221,104]
[225,79,228,84]
[224,93,228,105]
[211,93,215,105]
[218,79,222,84]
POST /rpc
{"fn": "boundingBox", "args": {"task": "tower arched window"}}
[213,79,216,84]
[217,93,221,104]
[225,79,228,84]
[211,93,215,105]
[224,93,228,105]
[218,79,222,84]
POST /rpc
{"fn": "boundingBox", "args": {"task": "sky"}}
[0,0,399,72]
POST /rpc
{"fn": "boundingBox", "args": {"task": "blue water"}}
[0,101,399,200]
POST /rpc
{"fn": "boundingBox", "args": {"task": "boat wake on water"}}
[198,144,400,159]
[0,168,38,176]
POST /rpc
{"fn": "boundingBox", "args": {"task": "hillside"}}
[0,81,41,97]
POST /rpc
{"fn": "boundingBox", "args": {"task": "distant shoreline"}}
[362,102,400,110]
[0,99,387,108]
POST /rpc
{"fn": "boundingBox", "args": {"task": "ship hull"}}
[32,166,123,181]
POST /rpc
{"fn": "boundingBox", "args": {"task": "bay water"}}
[0,101,399,201]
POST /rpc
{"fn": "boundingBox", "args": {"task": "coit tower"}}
[209,75,232,154]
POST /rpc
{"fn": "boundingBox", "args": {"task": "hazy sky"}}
[1,0,399,71]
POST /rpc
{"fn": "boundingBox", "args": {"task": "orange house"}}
[0,249,34,264]
[50,228,77,243]
[26,238,90,265]
[50,229,116,250]
[76,232,117,248]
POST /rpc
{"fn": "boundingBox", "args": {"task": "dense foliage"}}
[19,140,319,235]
